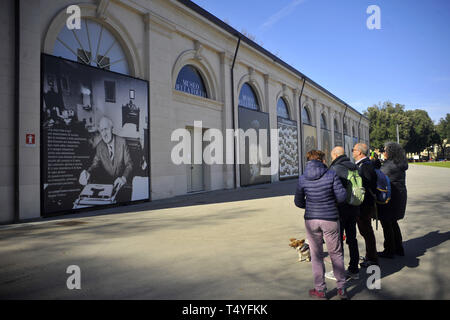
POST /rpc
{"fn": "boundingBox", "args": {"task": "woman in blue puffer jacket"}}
[294,150,348,299]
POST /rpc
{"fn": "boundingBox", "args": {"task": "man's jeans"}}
[305,219,346,291]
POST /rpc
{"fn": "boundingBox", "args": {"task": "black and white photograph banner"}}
[334,132,343,148]
[238,107,271,186]
[321,129,331,166]
[278,117,299,179]
[41,54,150,216]
[344,134,353,161]
[303,124,317,165]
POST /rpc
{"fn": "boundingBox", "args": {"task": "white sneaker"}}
[326,270,359,282]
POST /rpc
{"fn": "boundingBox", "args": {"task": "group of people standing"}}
[294,142,409,300]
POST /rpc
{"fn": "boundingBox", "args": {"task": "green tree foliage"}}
[404,109,436,154]
[364,101,435,153]
[436,113,450,140]
[364,101,410,150]
[435,113,450,158]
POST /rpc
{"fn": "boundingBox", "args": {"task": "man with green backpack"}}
[325,146,364,281]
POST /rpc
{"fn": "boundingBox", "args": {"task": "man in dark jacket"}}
[326,146,360,280]
[352,143,379,267]
[294,150,348,299]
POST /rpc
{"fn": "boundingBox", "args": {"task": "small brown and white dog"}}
[289,238,311,262]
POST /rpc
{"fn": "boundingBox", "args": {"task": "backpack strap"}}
[366,188,379,230]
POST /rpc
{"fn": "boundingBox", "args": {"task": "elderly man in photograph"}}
[79,116,133,201]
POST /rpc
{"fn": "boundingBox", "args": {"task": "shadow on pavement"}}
[345,230,450,299]
[9,179,299,226]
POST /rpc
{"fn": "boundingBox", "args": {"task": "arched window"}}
[334,118,339,133]
[352,126,356,137]
[53,18,129,75]
[320,114,327,129]
[238,83,260,110]
[302,107,312,125]
[343,122,348,135]
[175,65,208,98]
[277,98,290,119]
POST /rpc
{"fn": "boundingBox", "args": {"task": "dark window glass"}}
[77,49,91,65]
[97,55,110,70]
[352,126,356,137]
[302,107,311,125]
[344,123,348,135]
[320,114,327,129]
[277,98,289,119]
[175,65,208,98]
[238,83,260,110]
[104,81,116,103]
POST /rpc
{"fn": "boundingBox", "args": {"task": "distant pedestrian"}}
[294,150,348,299]
[352,143,379,267]
[371,152,382,169]
[377,142,408,258]
[325,146,361,281]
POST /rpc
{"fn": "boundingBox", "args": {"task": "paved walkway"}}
[0,164,449,299]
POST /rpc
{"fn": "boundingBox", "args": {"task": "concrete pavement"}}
[0,164,449,299]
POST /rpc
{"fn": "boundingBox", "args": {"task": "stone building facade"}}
[0,0,369,224]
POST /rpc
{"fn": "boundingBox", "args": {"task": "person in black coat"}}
[377,142,408,258]
[352,143,379,267]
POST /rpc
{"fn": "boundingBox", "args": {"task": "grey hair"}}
[384,141,406,164]
[355,143,369,156]
[99,116,114,129]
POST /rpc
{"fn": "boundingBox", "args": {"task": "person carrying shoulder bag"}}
[352,143,379,268]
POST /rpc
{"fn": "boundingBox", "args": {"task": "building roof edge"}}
[176,0,368,120]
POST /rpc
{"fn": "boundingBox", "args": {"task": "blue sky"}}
[191,0,450,123]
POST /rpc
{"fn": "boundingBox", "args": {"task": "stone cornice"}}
[172,89,224,112]
[145,11,176,38]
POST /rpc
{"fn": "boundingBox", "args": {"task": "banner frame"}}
[40,53,151,217]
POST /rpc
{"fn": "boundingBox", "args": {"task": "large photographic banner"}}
[344,135,353,161]
[278,117,299,179]
[303,124,317,165]
[41,54,150,216]
[238,107,271,186]
[334,132,343,148]
[321,129,331,166]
